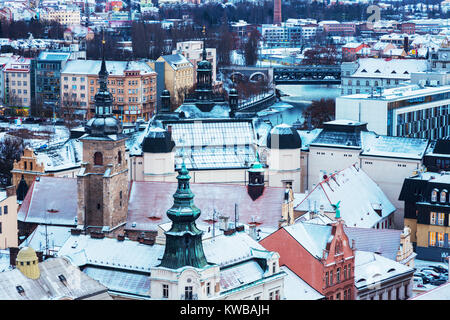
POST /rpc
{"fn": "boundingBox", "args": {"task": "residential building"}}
[173,40,217,86]
[319,21,355,36]
[3,56,32,114]
[260,218,356,300]
[148,54,194,108]
[260,218,414,300]
[399,171,450,261]
[423,138,450,172]
[34,51,71,112]
[340,58,428,95]
[354,250,414,300]
[342,43,370,61]
[0,247,112,300]
[336,84,450,139]
[62,60,157,122]
[0,186,18,249]
[40,9,81,26]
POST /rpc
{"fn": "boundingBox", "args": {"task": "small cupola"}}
[16,247,40,280]
[141,125,175,153]
[267,124,302,149]
[247,154,265,201]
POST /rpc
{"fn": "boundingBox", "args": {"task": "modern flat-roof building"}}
[336,84,450,139]
[34,51,71,112]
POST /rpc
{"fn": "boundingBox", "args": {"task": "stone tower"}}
[76,36,129,236]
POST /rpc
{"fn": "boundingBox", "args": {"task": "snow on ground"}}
[0,122,70,149]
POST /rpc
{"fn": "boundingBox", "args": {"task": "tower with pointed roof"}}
[76,35,129,236]
[159,160,208,269]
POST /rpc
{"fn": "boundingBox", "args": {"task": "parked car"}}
[415,272,432,284]
[421,269,441,279]
[413,276,424,288]
[431,277,447,286]
[428,265,448,274]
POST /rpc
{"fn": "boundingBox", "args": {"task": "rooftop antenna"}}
[235,203,239,229]
[212,209,217,239]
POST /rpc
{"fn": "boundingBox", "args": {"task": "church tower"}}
[76,36,129,236]
[159,160,208,269]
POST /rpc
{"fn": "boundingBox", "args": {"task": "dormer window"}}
[441,190,447,203]
[432,189,439,202]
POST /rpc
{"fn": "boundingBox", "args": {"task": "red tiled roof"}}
[19,177,286,231]
[18,177,78,226]
[127,181,285,231]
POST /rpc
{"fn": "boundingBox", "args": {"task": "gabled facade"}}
[260,219,356,300]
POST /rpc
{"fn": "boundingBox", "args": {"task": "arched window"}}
[432,189,438,202]
[94,152,103,166]
[441,190,447,203]
[356,80,360,86]
[118,151,122,164]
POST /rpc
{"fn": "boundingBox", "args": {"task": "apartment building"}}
[35,51,71,109]
[149,54,194,108]
[61,60,157,123]
[173,40,217,85]
[40,9,81,26]
[3,55,32,110]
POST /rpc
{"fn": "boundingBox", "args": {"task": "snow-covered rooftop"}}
[348,58,428,80]
[62,60,155,76]
[295,164,395,228]
[354,250,414,290]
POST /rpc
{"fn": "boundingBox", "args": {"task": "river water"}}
[257,84,341,126]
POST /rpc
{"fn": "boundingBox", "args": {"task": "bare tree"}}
[60,92,83,129]
[0,135,26,187]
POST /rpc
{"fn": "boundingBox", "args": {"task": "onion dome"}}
[85,116,121,136]
[16,247,40,279]
[267,124,302,149]
[141,126,175,153]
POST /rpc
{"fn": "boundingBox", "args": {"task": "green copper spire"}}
[159,159,208,269]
